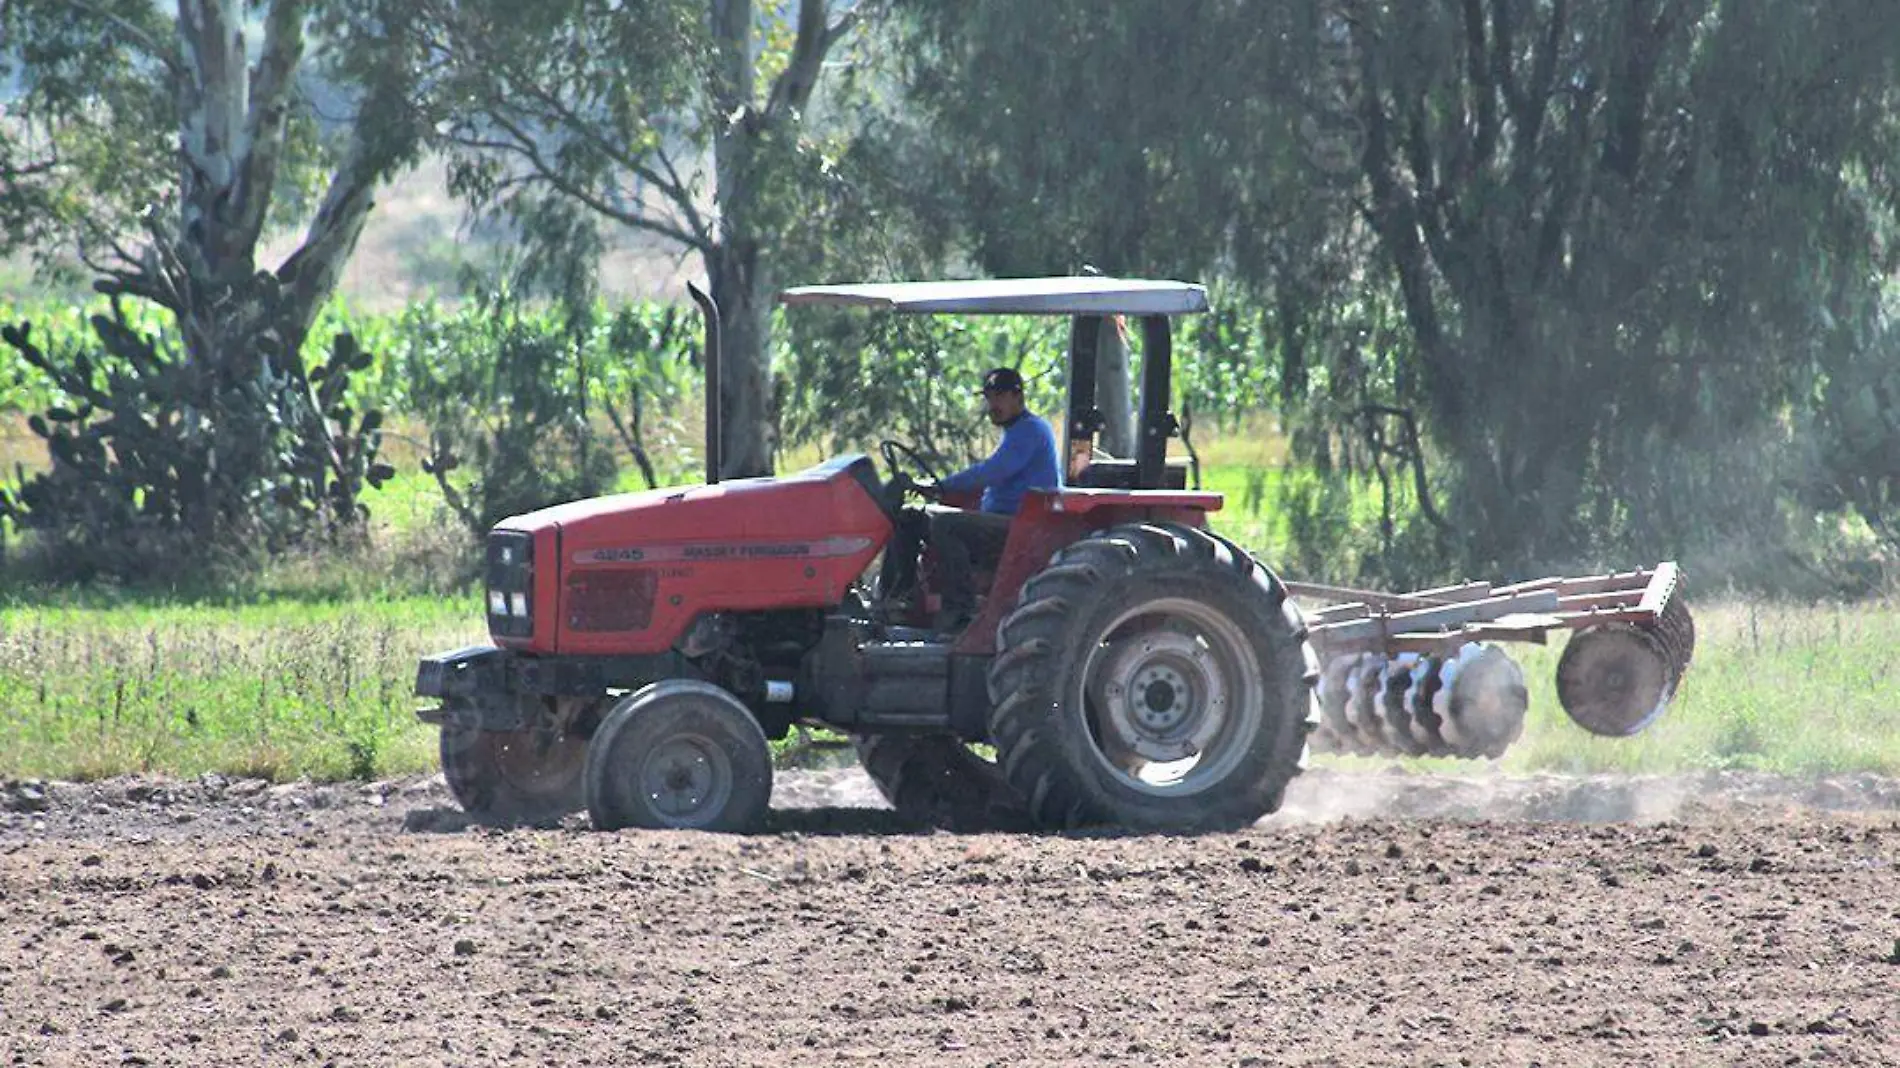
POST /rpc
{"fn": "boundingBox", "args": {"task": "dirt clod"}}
[6,783,49,813]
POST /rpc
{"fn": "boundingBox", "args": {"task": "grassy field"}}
[0,596,482,782]
[0,582,1892,784]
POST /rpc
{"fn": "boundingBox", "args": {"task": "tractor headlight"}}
[485,530,535,638]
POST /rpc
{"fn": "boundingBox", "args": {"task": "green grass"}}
[0,587,1893,785]
[0,596,482,782]
[1496,599,1900,777]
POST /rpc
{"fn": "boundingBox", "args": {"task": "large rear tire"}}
[440,721,589,825]
[853,734,1030,832]
[585,680,773,833]
[987,523,1315,831]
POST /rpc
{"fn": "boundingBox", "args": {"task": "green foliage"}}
[0,0,179,259]
[594,302,701,489]
[1332,0,1900,575]
[401,0,874,476]
[778,308,1066,468]
[0,299,392,584]
[0,596,478,782]
[878,0,1900,587]
[1812,312,1900,558]
[885,0,1332,281]
[401,293,620,539]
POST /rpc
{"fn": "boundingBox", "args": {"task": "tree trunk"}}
[158,0,386,369]
[706,0,781,479]
[1095,315,1137,458]
[707,240,776,478]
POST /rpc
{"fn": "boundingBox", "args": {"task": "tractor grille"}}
[485,530,535,639]
[565,569,658,632]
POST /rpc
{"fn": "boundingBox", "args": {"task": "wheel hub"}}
[1093,630,1229,764]
[639,734,732,820]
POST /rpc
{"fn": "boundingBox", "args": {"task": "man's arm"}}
[938,424,1036,494]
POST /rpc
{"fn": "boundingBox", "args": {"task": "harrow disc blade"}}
[1435,645,1528,759]
[1406,657,1454,757]
[1311,653,1359,755]
[1650,596,1696,688]
[1345,653,1391,752]
[1378,654,1428,757]
[1555,624,1673,737]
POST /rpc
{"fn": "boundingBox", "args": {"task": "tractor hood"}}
[494,455,892,656]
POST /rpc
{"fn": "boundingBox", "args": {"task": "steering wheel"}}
[878,439,945,489]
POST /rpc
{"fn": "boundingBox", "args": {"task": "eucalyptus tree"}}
[1334,0,1900,569]
[0,0,420,571]
[884,0,1362,454]
[402,0,873,477]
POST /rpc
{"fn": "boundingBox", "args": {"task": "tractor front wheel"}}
[987,523,1315,831]
[585,680,773,833]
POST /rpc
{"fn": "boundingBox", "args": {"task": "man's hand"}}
[913,479,944,502]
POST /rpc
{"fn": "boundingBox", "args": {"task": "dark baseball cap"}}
[978,367,1025,395]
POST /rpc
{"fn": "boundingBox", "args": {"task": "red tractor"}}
[415,277,1692,833]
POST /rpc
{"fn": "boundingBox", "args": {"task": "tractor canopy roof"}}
[778,276,1208,316]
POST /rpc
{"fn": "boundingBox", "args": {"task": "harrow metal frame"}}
[1297,562,1683,659]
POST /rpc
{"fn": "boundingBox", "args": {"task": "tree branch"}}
[1489,0,1524,123]
[764,0,861,123]
[275,94,397,351]
[0,157,59,180]
[1351,21,1456,391]
[60,0,180,75]
[604,382,662,490]
[653,143,714,251]
[1461,0,1497,170]
[490,73,711,245]
[447,112,709,252]
[231,0,309,257]
[1355,404,1452,533]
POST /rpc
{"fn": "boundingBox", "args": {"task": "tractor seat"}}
[1069,459,1190,490]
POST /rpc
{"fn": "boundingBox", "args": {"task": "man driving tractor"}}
[890,366,1062,628]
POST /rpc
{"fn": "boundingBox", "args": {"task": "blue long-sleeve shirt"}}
[938,412,1062,515]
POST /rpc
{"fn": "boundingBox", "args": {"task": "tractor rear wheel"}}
[585,680,773,833]
[440,720,589,826]
[853,734,1030,832]
[987,523,1315,831]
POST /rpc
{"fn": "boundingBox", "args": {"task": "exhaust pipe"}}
[687,281,723,484]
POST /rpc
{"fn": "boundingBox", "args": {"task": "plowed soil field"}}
[3,767,1898,1066]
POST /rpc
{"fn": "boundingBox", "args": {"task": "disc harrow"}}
[1296,563,1691,762]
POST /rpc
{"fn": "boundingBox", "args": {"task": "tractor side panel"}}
[950,491,1215,656]
[551,467,892,656]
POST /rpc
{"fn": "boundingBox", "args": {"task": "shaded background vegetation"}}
[0,0,1895,597]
